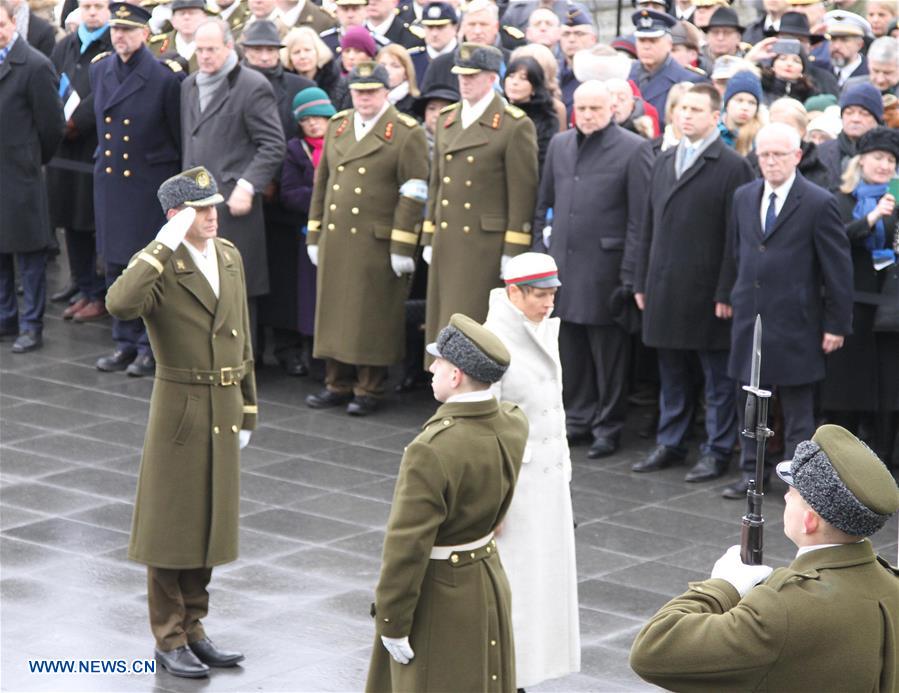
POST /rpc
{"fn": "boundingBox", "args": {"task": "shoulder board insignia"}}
[439,102,460,114]
[407,45,425,54]
[164,58,183,73]
[330,108,352,121]
[91,51,111,64]
[217,237,236,248]
[686,64,706,76]
[420,417,456,441]
[503,25,524,39]
[175,258,186,270]
[397,112,418,128]
[504,103,525,119]
[320,27,338,37]
[149,33,168,43]
[384,121,394,141]
[408,24,425,39]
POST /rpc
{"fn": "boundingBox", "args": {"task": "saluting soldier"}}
[148,0,214,73]
[107,167,256,679]
[422,42,538,356]
[305,61,429,416]
[630,424,899,692]
[366,313,529,693]
[91,2,182,377]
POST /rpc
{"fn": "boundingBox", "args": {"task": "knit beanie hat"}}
[840,82,884,124]
[292,87,337,122]
[340,26,378,58]
[723,70,762,107]
[804,93,838,114]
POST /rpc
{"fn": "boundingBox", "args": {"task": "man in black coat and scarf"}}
[817,83,883,190]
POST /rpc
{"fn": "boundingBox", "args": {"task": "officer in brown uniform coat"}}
[630,424,899,692]
[305,61,429,416]
[147,0,212,73]
[422,43,538,357]
[106,167,257,679]
[366,313,529,693]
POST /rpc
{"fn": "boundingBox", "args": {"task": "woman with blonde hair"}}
[281,26,344,103]
[511,42,568,130]
[660,81,693,151]
[376,43,419,116]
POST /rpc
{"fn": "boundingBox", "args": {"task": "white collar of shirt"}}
[353,100,390,141]
[219,2,238,20]
[428,38,457,59]
[760,171,796,227]
[796,541,861,557]
[413,1,423,20]
[446,389,495,403]
[676,5,694,20]
[250,9,279,23]
[764,15,780,32]
[367,15,394,37]
[835,54,863,85]
[387,80,410,104]
[183,239,220,299]
[175,32,196,60]
[461,90,496,129]
[279,1,302,27]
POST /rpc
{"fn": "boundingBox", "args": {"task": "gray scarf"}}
[196,50,237,112]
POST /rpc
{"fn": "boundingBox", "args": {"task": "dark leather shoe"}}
[347,395,379,416]
[51,283,78,303]
[63,297,89,320]
[72,300,108,322]
[279,351,308,377]
[154,646,209,678]
[587,436,618,459]
[188,638,244,667]
[631,444,684,473]
[306,388,353,409]
[11,331,42,353]
[126,353,155,377]
[722,476,752,500]
[685,454,730,483]
[395,372,426,393]
[96,349,136,372]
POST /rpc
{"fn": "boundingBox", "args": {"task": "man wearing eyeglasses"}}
[558,8,596,120]
[722,122,852,499]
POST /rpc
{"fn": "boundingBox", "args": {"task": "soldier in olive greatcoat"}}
[106,167,256,680]
[422,43,538,357]
[305,61,429,416]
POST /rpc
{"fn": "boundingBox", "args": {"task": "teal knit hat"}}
[292,87,336,122]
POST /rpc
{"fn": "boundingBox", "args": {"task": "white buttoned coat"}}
[485,288,580,689]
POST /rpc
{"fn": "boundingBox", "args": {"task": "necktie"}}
[764,192,777,235]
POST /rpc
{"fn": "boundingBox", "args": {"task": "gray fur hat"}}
[451,43,503,75]
[157,166,224,212]
[776,425,899,537]
[426,313,510,384]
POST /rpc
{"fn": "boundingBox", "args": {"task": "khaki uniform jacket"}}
[293,1,337,34]
[107,237,257,569]
[423,94,538,351]
[366,397,529,693]
[307,105,429,365]
[630,540,899,692]
[148,32,199,74]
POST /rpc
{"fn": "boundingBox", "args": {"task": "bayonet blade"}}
[749,314,762,390]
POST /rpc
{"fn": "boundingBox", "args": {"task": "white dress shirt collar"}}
[796,541,861,557]
[174,32,196,60]
[367,15,394,37]
[353,100,390,140]
[461,90,497,129]
[835,54,863,86]
[760,170,796,228]
[446,389,494,403]
[280,0,305,27]
[428,38,457,59]
[183,239,220,299]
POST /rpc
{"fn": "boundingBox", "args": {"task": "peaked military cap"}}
[421,1,458,25]
[823,9,872,38]
[426,314,510,384]
[776,425,899,537]
[171,0,211,12]
[503,252,561,289]
[109,2,152,27]
[157,166,224,212]
[240,19,284,47]
[347,61,390,89]
[631,9,676,38]
[451,42,503,74]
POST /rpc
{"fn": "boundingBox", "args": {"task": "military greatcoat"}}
[630,540,899,692]
[106,237,257,569]
[423,94,538,352]
[307,105,429,366]
[366,397,529,693]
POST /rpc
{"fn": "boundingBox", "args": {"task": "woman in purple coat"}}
[276,87,336,375]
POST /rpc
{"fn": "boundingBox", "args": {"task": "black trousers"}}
[559,321,630,440]
[64,229,104,301]
[737,382,815,473]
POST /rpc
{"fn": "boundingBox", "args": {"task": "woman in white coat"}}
[485,252,580,690]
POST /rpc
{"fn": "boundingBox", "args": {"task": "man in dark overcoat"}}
[534,80,652,459]
[106,167,256,679]
[180,17,286,353]
[47,0,112,323]
[723,122,852,499]
[91,2,182,376]
[633,83,754,482]
[0,0,64,353]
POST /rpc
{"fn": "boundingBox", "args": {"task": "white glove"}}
[542,225,552,248]
[155,207,197,251]
[390,253,415,277]
[500,254,512,279]
[307,244,319,267]
[710,545,773,598]
[381,635,414,664]
[238,430,251,450]
[422,245,432,266]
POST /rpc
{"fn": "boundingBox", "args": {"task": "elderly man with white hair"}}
[722,121,853,499]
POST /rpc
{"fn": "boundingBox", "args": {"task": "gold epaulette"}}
[503,25,524,39]
[217,237,236,248]
[408,24,425,39]
[91,51,111,63]
[504,103,525,119]
[686,64,707,76]
[330,108,352,121]
[164,58,183,72]
[149,32,169,43]
[439,102,460,114]
[397,112,418,128]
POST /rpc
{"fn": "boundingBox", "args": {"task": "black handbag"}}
[873,224,899,333]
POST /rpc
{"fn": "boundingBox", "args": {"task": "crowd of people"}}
[1,0,898,686]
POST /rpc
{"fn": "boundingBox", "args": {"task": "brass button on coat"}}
[213,426,220,434]
[231,328,238,336]
[105,116,112,123]
[231,425,238,433]
[123,170,131,177]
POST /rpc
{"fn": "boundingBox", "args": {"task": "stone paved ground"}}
[2,256,897,693]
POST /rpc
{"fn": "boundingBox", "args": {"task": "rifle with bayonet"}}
[740,315,773,565]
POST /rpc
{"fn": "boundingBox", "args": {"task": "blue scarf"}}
[78,22,108,55]
[853,181,889,259]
